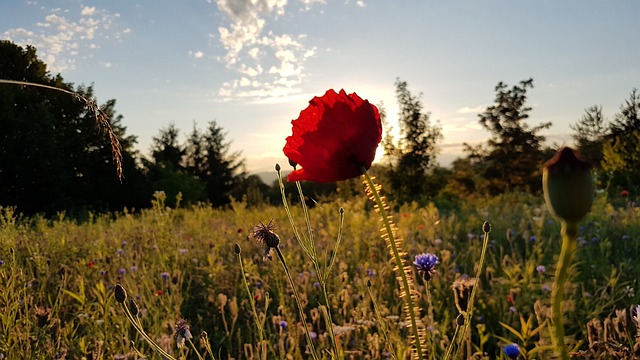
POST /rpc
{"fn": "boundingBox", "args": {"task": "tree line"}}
[1,41,637,216]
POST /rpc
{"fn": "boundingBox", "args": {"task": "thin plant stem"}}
[362,170,424,359]
[366,284,397,360]
[452,223,491,360]
[121,302,176,360]
[295,181,316,254]
[237,251,266,360]
[275,168,313,257]
[274,247,319,360]
[424,281,436,360]
[277,166,340,358]
[294,182,340,358]
[551,221,578,360]
[188,338,205,360]
[443,323,461,360]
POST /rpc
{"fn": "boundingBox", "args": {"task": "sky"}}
[2,0,639,174]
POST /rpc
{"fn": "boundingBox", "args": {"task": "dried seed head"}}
[175,319,193,349]
[452,277,477,313]
[252,220,280,249]
[34,306,51,328]
[114,284,127,303]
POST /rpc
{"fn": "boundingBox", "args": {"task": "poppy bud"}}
[128,299,139,316]
[234,243,241,255]
[114,284,127,303]
[482,221,491,234]
[542,147,594,224]
[275,163,281,172]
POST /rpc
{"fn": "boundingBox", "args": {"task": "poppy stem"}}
[551,221,578,360]
[361,169,425,359]
[277,166,341,358]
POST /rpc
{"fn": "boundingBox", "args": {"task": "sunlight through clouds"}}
[3,5,129,73]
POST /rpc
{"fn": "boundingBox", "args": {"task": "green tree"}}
[0,40,147,215]
[571,105,608,167]
[145,124,205,206]
[201,121,246,206]
[601,89,640,193]
[384,79,443,203]
[477,78,551,194]
[150,123,185,171]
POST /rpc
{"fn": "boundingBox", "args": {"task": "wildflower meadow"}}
[1,87,640,360]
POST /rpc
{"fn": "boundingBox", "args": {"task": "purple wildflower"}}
[414,253,439,281]
[503,343,520,359]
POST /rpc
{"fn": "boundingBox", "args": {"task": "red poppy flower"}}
[283,89,382,182]
[621,190,629,197]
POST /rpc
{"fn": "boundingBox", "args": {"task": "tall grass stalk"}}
[361,170,425,360]
[236,245,268,360]
[0,79,123,180]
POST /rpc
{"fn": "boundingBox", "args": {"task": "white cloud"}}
[190,50,205,59]
[3,5,128,73]
[81,6,96,16]
[214,0,321,101]
[457,104,486,114]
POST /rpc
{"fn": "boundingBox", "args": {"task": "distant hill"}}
[253,170,289,185]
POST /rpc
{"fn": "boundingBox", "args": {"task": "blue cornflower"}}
[503,343,520,359]
[536,265,546,274]
[414,253,439,281]
[161,272,170,280]
[278,320,288,331]
[0,260,4,266]
[118,268,126,275]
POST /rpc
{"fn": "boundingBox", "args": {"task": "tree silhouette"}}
[476,78,551,194]
[571,105,608,167]
[0,40,147,215]
[384,79,442,203]
[201,121,246,206]
[601,89,640,192]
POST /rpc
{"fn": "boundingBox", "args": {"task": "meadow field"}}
[1,184,638,359]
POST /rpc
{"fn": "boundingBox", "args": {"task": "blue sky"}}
[2,0,639,173]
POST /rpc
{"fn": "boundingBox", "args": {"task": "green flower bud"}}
[542,147,594,224]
